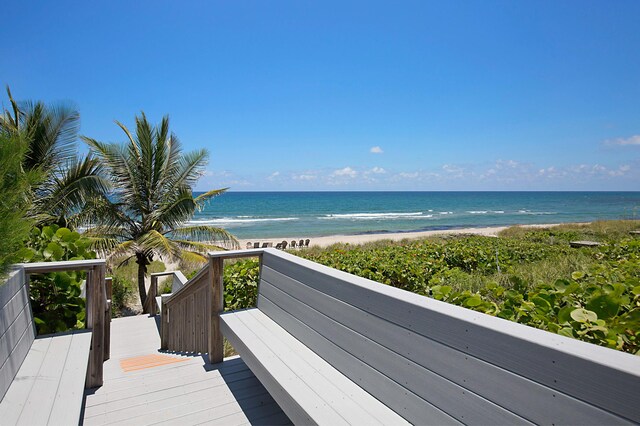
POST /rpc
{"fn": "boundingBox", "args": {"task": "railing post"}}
[208,256,224,364]
[145,275,158,315]
[104,277,112,361]
[161,296,169,350]
[86,264,105,388]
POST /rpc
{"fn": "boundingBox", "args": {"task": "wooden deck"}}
[82,315,291,426]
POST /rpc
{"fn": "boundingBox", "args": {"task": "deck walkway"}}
[82,315,291,426]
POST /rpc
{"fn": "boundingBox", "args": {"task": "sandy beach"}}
[239,223,563,249]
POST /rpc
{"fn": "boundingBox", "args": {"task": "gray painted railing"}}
[0,259,109,393]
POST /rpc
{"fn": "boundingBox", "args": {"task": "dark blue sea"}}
[190,192,640,239]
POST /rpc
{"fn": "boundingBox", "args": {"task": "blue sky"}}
[2,1,639,191]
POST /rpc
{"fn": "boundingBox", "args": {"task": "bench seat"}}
[221,308,409,426]
[0,329,92,425]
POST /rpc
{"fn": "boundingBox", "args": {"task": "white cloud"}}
[267,171,280,181]
[293,174,316,181]
[370,167,386,174]
[604,135,640,146]
[370,146,384,154]
[332,167,357,178]
[398,172,419,179]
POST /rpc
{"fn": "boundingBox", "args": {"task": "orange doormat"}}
[120,354,189,372]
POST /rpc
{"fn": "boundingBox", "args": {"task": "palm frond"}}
[139,230,181,260]
[194,188,229,209]
[169,226,239,248]
[179,250,208,265]
[106,240,136,262]
[172,239,231,254]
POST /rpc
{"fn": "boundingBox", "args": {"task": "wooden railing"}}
[145,270,188,314]
[20,259,108,388]
[160,249,263,363]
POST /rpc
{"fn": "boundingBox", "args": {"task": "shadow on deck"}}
[82,315,291,426]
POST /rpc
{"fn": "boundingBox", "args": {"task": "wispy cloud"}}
[331,167,358,178]
[603,135,640,146]
[370,146,384,154]
[293,173,317,181]
[196,160,637,191]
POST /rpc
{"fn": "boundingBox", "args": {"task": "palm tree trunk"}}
[136,253,149,313]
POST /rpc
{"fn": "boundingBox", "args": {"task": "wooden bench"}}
[570,240,602,248]
[0,260,108,425]
[217,248,640,425]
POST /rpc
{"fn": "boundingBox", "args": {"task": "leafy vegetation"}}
[110,260,166,316]
[82,112,237,311]
[19,225,97,334]
[222,220,640,354]
[0,87,108,228]
[0,129,41,276]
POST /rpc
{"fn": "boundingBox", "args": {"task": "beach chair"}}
[281,241,288,249]
[254,242,260,249]
[275,242,283,249]
[262,242,269,248]
[246,242,252,249]
[305,239,310,247]
[299,239,304,247]
[290,240,297,248]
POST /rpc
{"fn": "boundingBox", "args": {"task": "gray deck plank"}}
[0,337,51,424]
[260,281,525,425]
[222,312,347,425]
[17,333,74,425]
[256,296,459,426]
[243,308,408,426]
[262,265,627,425]
[229,308,404,426]
[95,377,266,425]
[0,307,32,369]
[48,331,92,425]
[84,315,290,426]
[263,250,640,422]
[261,282,528,424]
[0,282,29,338]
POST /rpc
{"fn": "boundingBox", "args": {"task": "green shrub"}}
[110,275,136,316]
[20,225,96,334]
[223,259,260,311]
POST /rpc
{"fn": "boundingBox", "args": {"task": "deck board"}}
[84,315,290,426]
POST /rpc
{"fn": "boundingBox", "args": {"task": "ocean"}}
[190,192,640,239]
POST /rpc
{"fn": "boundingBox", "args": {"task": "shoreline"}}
[238,223,568,249]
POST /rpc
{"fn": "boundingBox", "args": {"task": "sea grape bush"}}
[223,259,260,311]
[19,225,97,334]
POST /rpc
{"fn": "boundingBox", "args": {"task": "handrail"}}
[19,259,108,388]
[208,248,265,259]
[17,259,106,273]
[159,249,266,360]
[163,266,206,305]
[160,265,211,353]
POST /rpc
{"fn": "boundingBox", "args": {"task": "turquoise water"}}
[191,192,640,239]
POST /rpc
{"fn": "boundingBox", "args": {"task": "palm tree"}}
[0,86,108,227]
[82,112,238,312]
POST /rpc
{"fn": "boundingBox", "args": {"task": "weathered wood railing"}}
[159,249,263,363]
[159,266,209,354]
[146,270,188,314]
[18,259,108,388]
